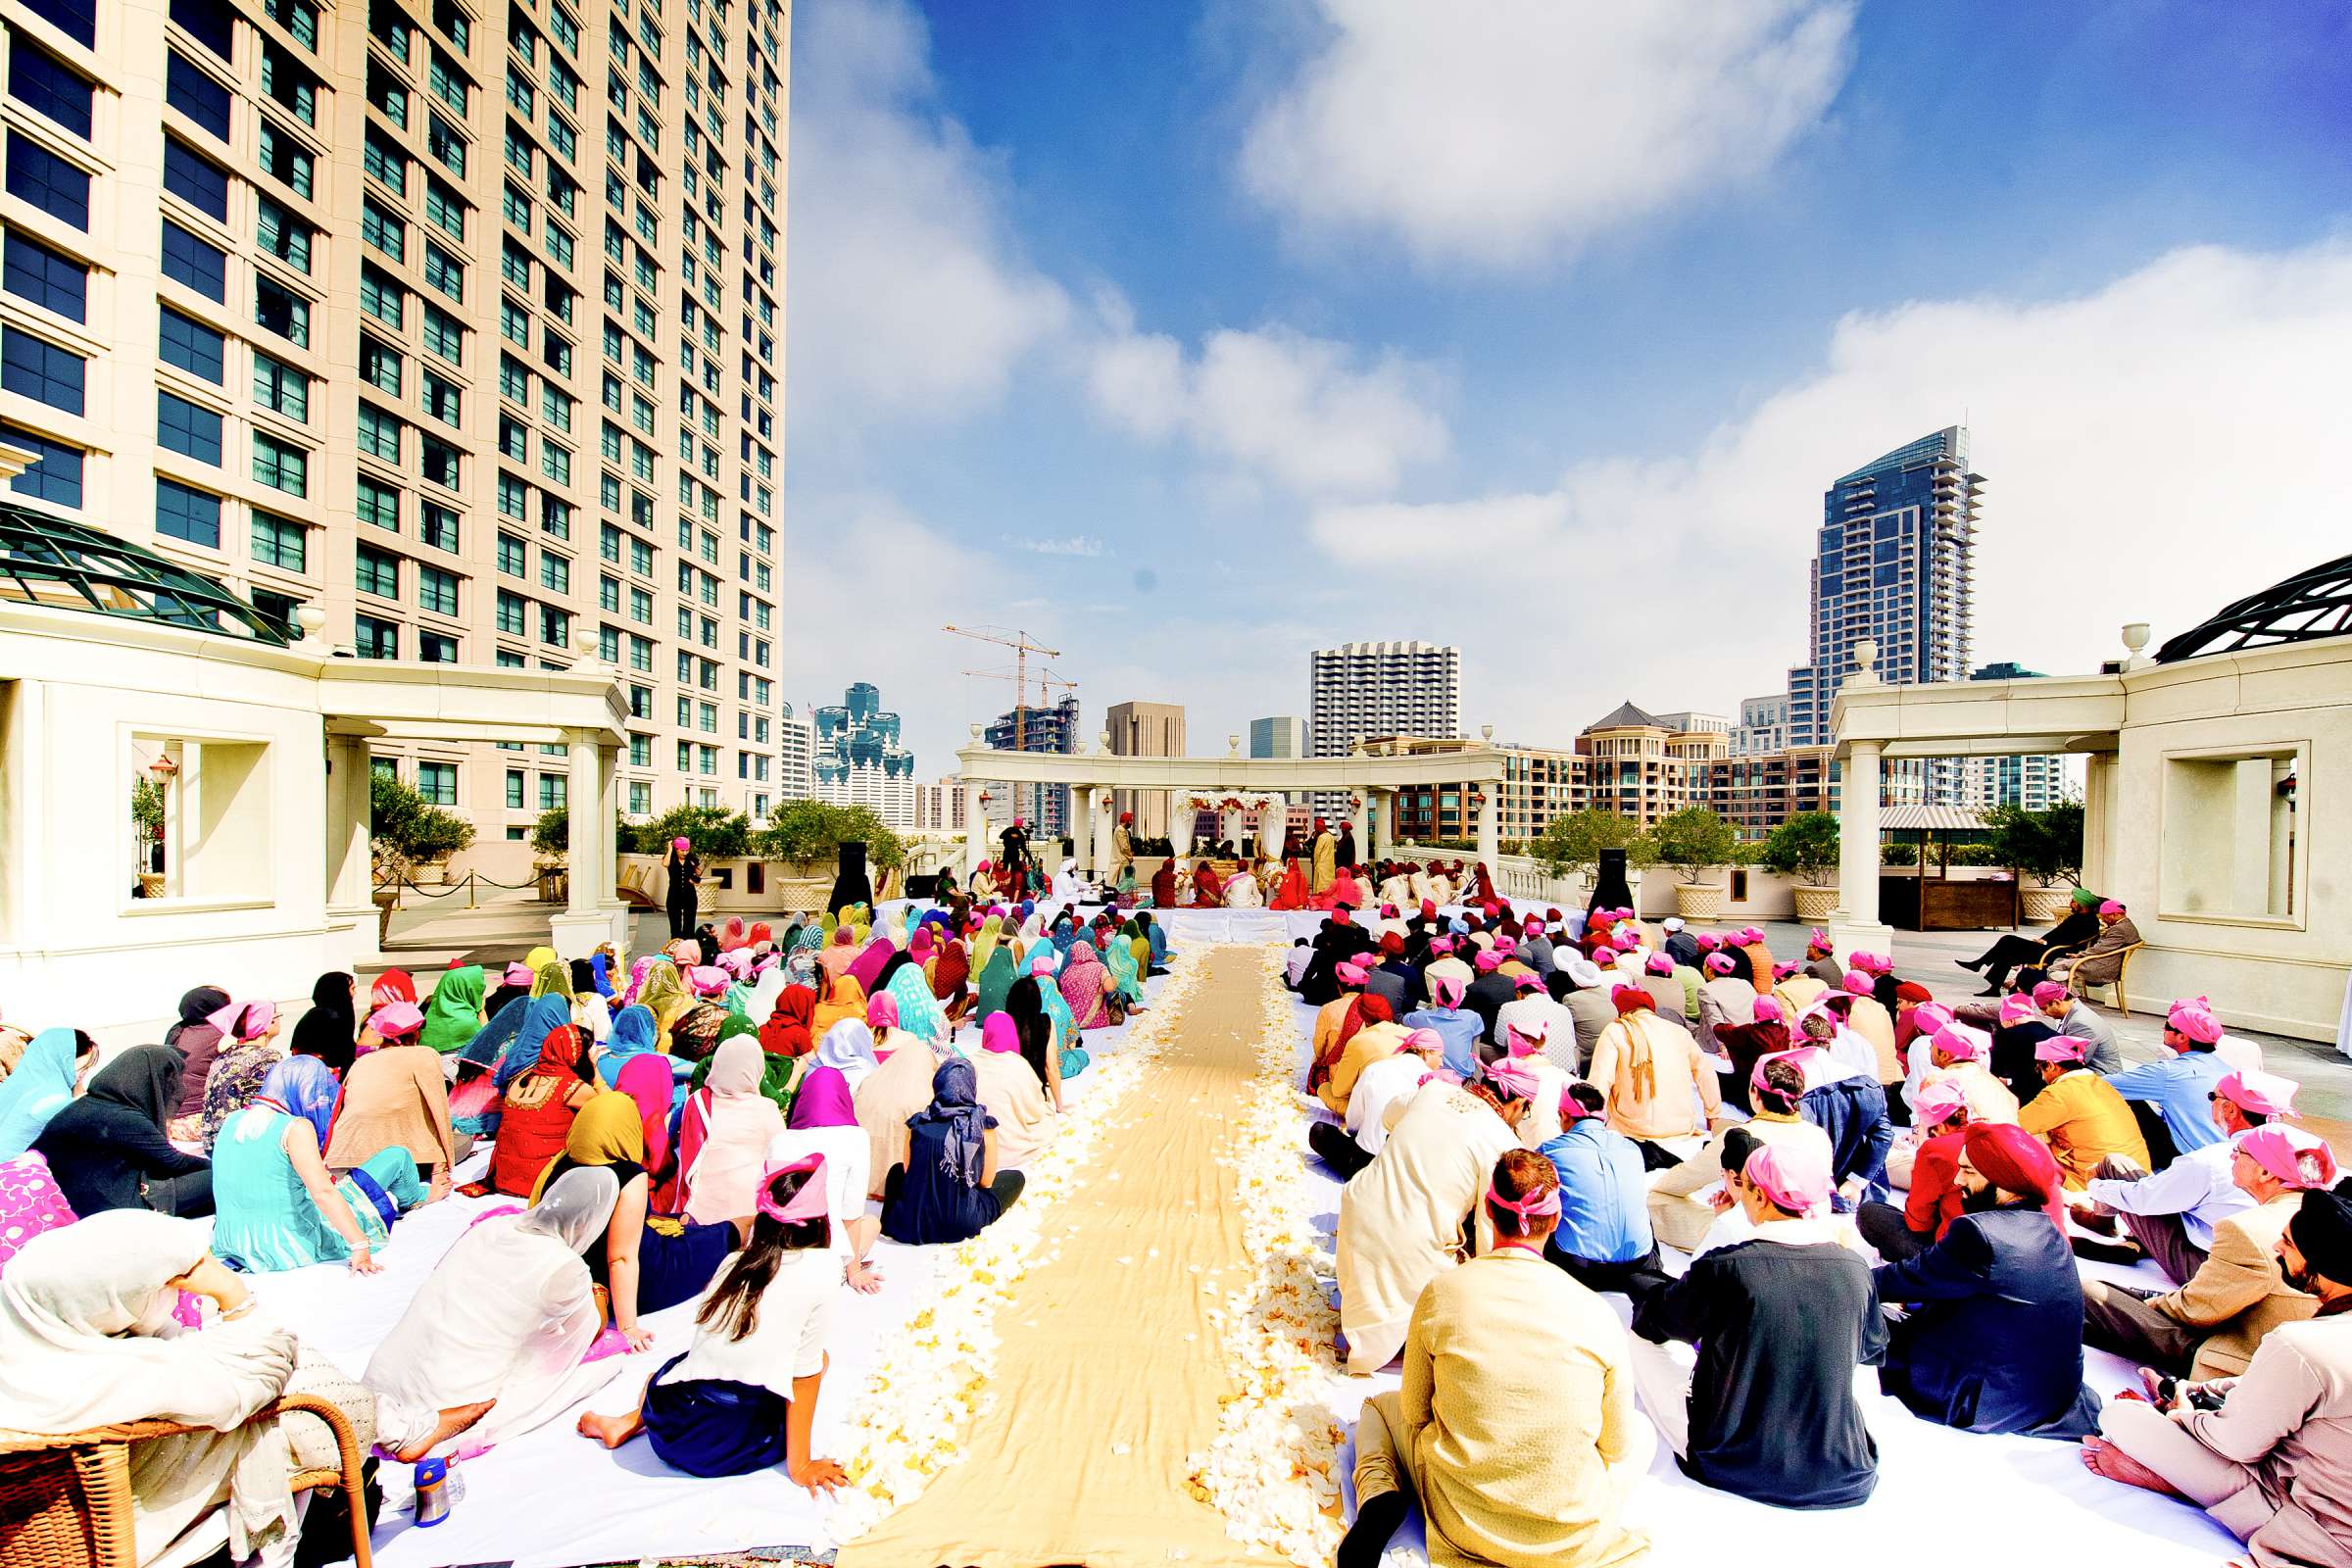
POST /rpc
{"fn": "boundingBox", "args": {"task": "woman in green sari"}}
[972,942,1016,1023]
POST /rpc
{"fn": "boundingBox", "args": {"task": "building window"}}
[154,477,220,547]
[25,0,97,45]
[251,431,309,496]
[538,552,567,593]
[418,631,458,662]
[360,265,407,328]
[252,352,310,420]
[356,402,402,462]
[356,543,399,598]
[417,563,459,614]
[159,220,225,300]
[10,41,93,139]
[5,135,86,226]
[495,587,527,633]
[355,613,399,659]
[165,50,231,139]
[259,42,318,125]
[627,780,650,813]
[263,0,318,49]
[254,281,311,354]
[0,421,79,506]
[505,768,524,808]
[156,390,222,462]
[361,197,407,262]
[162,134,230,220]
[1,328,82,413]
[171,0,234,56]
[538,604,568,646]
[420,503,461,552]
[251,510,306,570]
[416,761,457,803]
[358,336,404,397]
[423,370,461,425]
[356,475,399,531]
[538,773,566,809]
[421,436,462,489]
[497,531,528,578]
[2,232,85,319]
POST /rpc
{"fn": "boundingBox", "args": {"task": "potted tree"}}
[1651,807,1739,919]
[1529,808,1651,888]
[1988,801,2083,924]
[756,801,905,912]
[1763,810,1842,921]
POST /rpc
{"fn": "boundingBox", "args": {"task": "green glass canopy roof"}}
[0,504,289,645]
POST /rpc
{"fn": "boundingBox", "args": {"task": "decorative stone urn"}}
[1792,885,1839,921]
[1674,881,1726,919]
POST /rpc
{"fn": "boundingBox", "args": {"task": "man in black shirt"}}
[1627,1140,1886,1509]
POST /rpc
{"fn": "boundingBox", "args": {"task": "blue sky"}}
[785,0,2352,773]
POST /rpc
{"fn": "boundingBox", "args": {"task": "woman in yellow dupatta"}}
[810,971,867,1040]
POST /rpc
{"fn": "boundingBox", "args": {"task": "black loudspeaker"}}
[1589,848,1634,917]
[828,840,874,915]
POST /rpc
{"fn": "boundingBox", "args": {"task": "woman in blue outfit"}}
[1872,1121,2102,1439]
[575,1155,850,1490]
[879,1058,1023,1246]
[212,1056,427,1272]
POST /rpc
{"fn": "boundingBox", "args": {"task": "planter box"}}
[1673,881,1726,919]
[2021,886,2071,925]
[1792,885,1838,921]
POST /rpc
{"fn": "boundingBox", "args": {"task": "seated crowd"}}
[1294,879,2351,1568]
[0,896,1159,1566]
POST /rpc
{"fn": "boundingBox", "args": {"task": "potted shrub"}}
[1762,810,1842,921]
[369,770,475,888]
[1651,807,1739,919]
[1529,809,1653,901]
[1986,801,2083,923]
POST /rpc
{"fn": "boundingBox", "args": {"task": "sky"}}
[783,0,2352,775]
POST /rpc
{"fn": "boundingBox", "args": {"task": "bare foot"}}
[391,1399,495,1462]
[2081,1437,2183,1497]
[575,1409,644,1448]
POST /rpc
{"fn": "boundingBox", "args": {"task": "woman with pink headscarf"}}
[1057,940,1116,1030]
[972,1015,1056,1168]
[815,927,859,982]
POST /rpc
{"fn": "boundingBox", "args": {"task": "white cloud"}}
[1006,534,1105,557]
[1239,0,1856,270]
[788,0,1069,427]
[1084,318,1449,496]
[1308,240,2352,738]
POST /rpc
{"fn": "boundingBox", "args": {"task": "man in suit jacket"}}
[2082,1127,2334,1378]
[2051,900,2140,988]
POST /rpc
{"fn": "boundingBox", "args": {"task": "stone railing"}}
[1386,842,1592,909]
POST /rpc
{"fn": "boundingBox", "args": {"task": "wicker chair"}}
[2040,939,2146,1018]
[0,1393,372,1568]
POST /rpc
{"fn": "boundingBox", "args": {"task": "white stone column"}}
[1368,789,1391,859]
[1258,792,1286,860]
[1830,739,1892,960]
[598,741,622,919]
[1089,787,1115,883]
[323,733,373,925]
[1476,789,1499,870]
[2081,752,2114,899]
[550,728,621,957]
[1168,791,1194,858]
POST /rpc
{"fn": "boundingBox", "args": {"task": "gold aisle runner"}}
[838,947,1286,1568]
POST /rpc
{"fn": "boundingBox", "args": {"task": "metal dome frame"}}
[2154,550,2352,663]
[0,504,289,644]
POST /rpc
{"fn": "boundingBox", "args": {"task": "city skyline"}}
[786,0,2348,777]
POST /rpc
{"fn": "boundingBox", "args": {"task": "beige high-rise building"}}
[1105,699,1182,837]
[0,0,789,844]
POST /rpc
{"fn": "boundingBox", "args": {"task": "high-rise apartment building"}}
[1732,693,1788,756]
[0,0,792,840]
[813,682,914,828]
[912,775,965,832]
[1309,641,1456,813]
[776,699,812,802]
[1105,699,1183,837]
[1788,426,1981,801]
[1250,714,1306,759]
[1959,662,2069,810]
[981,693,1077,839]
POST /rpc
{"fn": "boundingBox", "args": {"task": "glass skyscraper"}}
[1788,425,1981,801]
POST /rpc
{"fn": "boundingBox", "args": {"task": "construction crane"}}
[943,625,1072,752]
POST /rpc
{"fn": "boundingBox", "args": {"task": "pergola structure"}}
[954,728,1508,881]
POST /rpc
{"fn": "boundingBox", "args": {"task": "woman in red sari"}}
[1468,860,1501,906]
[1150,858,1178,907]
[931,933,973,1025]
[1270,858,1308,910]
[1192,858,1224,906]
[759,984,817,1057]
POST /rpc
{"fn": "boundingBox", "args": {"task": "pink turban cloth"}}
[2239,1127,2339,1190]
[1744,1141,1832,1217]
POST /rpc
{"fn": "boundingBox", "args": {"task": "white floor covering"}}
[228,952,2250,1568]
[1277,992,2249,1568]
[241,980,1171,1568]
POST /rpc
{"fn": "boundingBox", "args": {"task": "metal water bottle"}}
[413,1458,451,1527]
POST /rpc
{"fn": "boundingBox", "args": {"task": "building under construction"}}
[981,695,1081,839]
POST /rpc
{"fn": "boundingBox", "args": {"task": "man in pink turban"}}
[2047,898,2140,991]
[2100,995,2236,1168]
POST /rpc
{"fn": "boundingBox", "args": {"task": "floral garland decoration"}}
[1184,947,1348,1566]
[822,948,1219,1545]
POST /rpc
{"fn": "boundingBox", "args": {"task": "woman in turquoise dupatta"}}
[1102,930,1146,1007]
[971,943,1016,1022]
[1024,955,1076,1054]
[884,962,950,1045]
